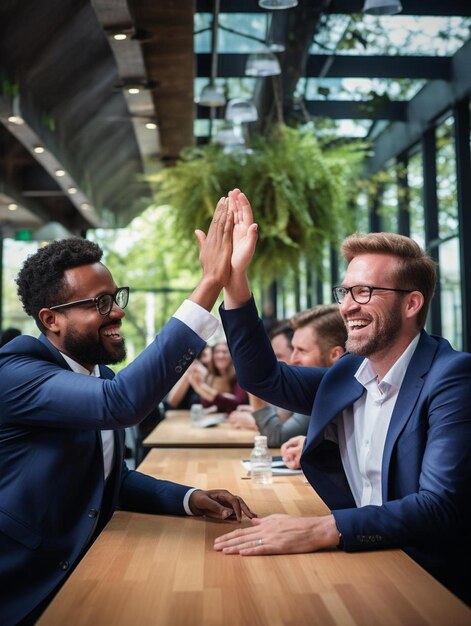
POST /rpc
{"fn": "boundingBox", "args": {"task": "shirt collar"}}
[355,333,421,390]
[61,352,100,378]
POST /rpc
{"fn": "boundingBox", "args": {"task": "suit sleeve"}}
[220,297,325,416]
[0,318,206,430]
[253,407,310,447]
[118,464,192,516]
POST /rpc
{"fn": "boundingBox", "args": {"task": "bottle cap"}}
[254,435,268,446]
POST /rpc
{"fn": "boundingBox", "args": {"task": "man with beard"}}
[0,199,255,626]
[213,189,471,606]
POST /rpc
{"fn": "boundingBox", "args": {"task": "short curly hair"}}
[16,238,103,332]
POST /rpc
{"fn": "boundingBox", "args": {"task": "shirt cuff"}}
[183,487,198,515]
[173,299,219,341]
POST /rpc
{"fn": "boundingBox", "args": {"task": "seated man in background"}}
[215,188,471,607]
[0,199,255,626]
[227,321,294,430]
[229,307,347,447]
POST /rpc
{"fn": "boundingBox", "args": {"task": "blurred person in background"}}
[188,341,248,413]
[0,327,22,347]
[165,345,212,410]
[229,307,346,447]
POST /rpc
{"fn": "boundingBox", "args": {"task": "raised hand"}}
[228,189,258,274]
[222,189,258,308]
[190,197,234,311]
[194,196,233,287]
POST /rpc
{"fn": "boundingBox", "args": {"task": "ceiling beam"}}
[197,99,407,121]
[366,38,471,173]
[196,0,471,16]
[197,53,451,80]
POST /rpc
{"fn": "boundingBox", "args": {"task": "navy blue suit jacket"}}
[0,319,205,625]
[221,298,471,604]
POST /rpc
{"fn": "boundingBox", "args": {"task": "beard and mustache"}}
[63,324,126,366]
[345,300,403,358]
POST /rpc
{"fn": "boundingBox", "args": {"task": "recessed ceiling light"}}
[113,33,127,41]
[55,169,65,177]
[81,203,91,210]
[68,187,77,194]
[128,87,140,95]
[145,122,157,130]
[33,146,45,154]
[8,203,18,211]
[7,115,24,125]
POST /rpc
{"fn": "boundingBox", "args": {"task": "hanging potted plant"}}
[149,124,366,284]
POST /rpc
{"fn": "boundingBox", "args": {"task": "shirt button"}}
[88,509,99,518]
[175,365,182,373]
[59,560,69,571]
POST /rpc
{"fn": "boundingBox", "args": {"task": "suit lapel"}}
[305,355,364,450]
[381,332,438,499]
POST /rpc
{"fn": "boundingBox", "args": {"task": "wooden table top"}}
[142,409,258,448]
[38,448,471,626]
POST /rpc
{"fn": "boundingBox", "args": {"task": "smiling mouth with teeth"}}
[347,320,369,329]
[101,326,122,340]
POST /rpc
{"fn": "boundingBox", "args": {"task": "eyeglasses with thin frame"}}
[49,287,129,316]
[332,285,414,305]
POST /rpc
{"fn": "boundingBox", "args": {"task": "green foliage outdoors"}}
[149,124,367,284]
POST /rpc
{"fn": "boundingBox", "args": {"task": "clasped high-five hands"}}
[193,189,258,308]
[192,189,341,557]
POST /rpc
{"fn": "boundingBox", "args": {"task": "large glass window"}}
[438,236,462,349]
[436,117,458,238]
[407,150,425,250]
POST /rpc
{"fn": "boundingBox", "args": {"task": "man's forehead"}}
[344,253,398,281]
[293,325,319,347]
[63,262,114,291]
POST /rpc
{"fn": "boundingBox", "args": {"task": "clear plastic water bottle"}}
[190,403,203,425]
[250,435,273,484]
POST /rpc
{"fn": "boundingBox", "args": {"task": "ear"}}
[404,290,424,321]
[38,308,62,334]
[328,345,345,365]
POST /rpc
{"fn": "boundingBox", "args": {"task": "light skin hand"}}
[228,410,258,430]
[223,189,258,309]
[214,513,340,555]
[189,489,257,521]
[191,197,234,311]
[281,435,306,470]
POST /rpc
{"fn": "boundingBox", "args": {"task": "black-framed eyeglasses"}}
[332,285,414,305]
[49,287,129,316]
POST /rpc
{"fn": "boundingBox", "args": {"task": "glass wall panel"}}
[436,117,458,238]
[378,178,398,233]
[407,150,425,250]
[439,237,462,349]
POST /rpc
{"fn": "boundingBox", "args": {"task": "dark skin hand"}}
[189,489,257,521]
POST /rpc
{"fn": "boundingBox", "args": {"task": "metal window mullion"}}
[453,98,471,352]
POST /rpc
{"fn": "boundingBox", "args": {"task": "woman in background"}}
[165,345,212,410]
[188,342,248,413]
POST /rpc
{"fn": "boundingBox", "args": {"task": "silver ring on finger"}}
[257,538,263,547]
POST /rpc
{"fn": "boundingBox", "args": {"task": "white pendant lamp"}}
[362,0,403,15]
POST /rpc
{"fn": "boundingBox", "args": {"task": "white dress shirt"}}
[328,334,420,507]
[60,299,218,513]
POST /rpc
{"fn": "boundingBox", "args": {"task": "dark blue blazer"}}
[221,298,471,604]
[0,319,205,625]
